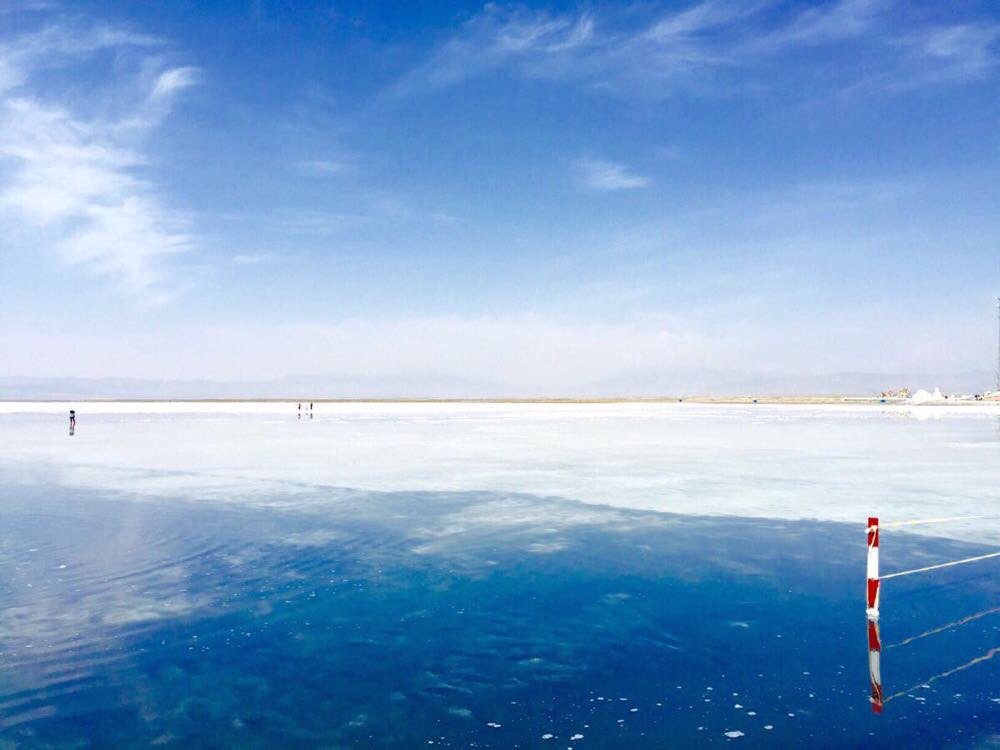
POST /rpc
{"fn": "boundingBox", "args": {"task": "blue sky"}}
[1,0,998,391]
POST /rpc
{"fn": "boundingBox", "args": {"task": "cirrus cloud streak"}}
[0,21,198,301]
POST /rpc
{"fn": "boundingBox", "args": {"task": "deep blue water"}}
[2,484,1000,748]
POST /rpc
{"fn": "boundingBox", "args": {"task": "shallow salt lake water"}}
[1,403,999,747]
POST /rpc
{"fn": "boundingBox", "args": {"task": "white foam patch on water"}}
[724,730,745,738]
[281,530,347,547]
[527,541,570,554]
[2,402,998,542]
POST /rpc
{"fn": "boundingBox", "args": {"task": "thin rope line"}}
[881,551,1000,580]
[887,606,1000,649]
[884,647,1000,703]
[882,516,986,528]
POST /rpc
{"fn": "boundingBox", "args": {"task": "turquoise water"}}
[3,481,1000,748]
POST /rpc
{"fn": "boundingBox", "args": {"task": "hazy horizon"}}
[1,368,994,399]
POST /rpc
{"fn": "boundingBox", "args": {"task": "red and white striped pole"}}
[867,617,883,713]
[866,516,880,619]
[867,517,884,712]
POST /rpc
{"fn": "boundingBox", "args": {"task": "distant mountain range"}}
[1,370,993,399]
[588,370,995,398]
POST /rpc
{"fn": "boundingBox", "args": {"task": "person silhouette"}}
[69,409,76,436]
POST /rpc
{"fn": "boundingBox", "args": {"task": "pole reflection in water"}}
[866,598,1000,712]
[868,618,884,713]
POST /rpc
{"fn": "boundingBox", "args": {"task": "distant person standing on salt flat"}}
[69,409,76,435]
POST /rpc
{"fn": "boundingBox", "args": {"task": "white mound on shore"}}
[909,387,946,404]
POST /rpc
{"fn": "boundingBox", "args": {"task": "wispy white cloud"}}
[149,65,200,101]
[0,0,51,16]
[828,19,1000,96]
[896,23,1000,86]
[576,157,651,191]
[0,20,197,301]
[0,23,160,94]
[231,252,278,265]
[428,210,463,224]
[396,0,999,98]
[747,0,886,51]
[277,211,367,235]
[296,158,352,175]
[394,6,596,93]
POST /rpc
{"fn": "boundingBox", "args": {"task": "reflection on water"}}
[2,482,1000,747]
[868,619,883,713]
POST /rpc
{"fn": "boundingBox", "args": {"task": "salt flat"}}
[1,401,997,543]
